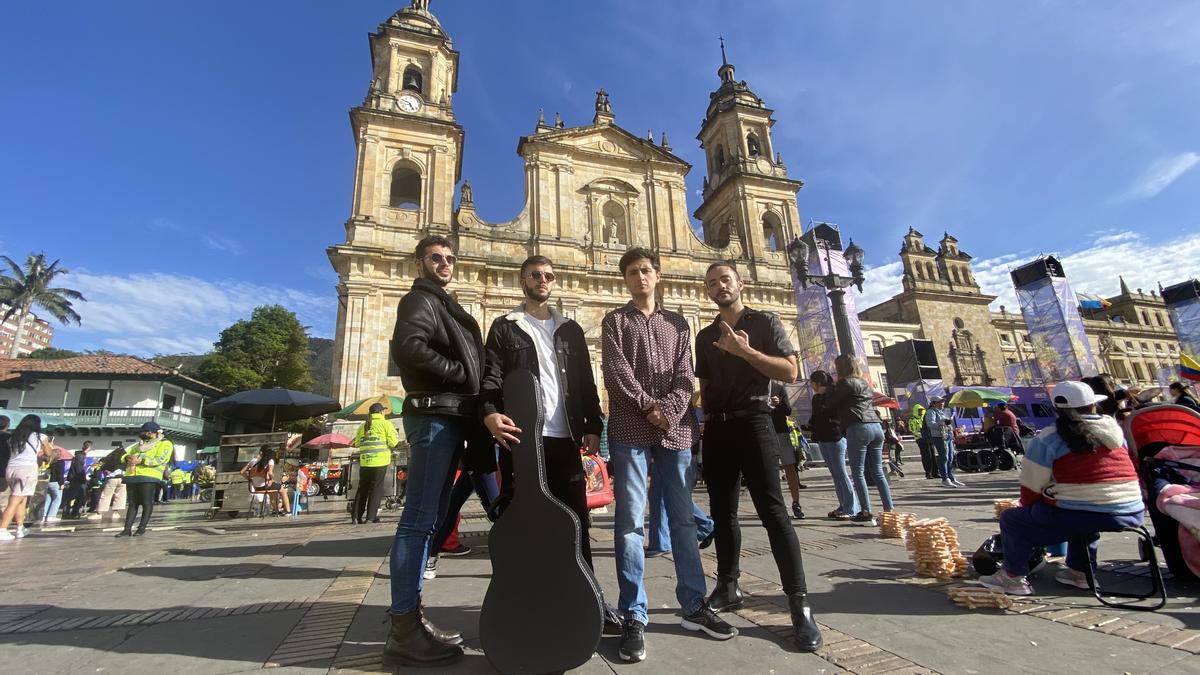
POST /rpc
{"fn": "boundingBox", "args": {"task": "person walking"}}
[88,446,127,523]
[909,404,939,479]
[825,355,893,525]
[603,248,737,663]
[925,398,964,488]
[0,415,52,540]
[40,448,66,525]
[423,462,496,579]
[382,235,483,668]
[695,260,822,652]
[809,370,857,519]
[63,449,89,519]
[769,382,806,519]
[478,254,622,633]
[352,402,398,524]
[116,422,174,537]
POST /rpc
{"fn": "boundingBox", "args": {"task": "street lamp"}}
[787,234,867,357]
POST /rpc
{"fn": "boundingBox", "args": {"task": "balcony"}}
[18,407,205,436]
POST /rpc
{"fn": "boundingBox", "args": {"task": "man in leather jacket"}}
[382,235,482,668]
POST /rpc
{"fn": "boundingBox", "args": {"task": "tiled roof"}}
[0,355,222,395]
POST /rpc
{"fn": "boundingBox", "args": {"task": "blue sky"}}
[2,1,1198,354]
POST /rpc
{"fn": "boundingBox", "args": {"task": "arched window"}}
[927,262,937,280]
[389,163,421,210]
[715,145,726,170]
[746,133,761,157]
[402,65,423,94]
[761,212,782,252]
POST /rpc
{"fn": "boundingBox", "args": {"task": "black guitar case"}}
[479,370,603,674]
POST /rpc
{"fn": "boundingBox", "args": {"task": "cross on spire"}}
[719,36,728,66]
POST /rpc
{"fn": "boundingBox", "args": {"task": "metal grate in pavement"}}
[0,600,314,635]
[263,562,383,669]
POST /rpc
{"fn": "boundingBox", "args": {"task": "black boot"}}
[788,593,823,652]
[381,610,463,668]
[418,603,463,645]
[706,576,744,612]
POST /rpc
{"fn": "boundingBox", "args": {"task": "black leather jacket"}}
[824,377,880,428]
[390,277,484,417]
[807,392,844,443]
[479,307,603,447]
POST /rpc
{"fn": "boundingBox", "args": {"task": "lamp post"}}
[787,234,866,357]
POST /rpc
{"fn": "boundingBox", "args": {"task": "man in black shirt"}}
[695,261,822,652]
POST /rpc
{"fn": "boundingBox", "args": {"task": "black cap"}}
[369,403,386,414]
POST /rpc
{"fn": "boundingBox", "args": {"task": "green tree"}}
[27,347,82,359]
[0,253,86,358]
[197,305,313,393]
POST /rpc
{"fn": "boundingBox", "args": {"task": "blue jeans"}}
[41,482,63,520]
[999,502,1144,576]
[647,453,714,553]
[846,422,893,513]
[390,414,464,614]
[430,469,499,554]
[818,440,858,515]
[610,440,707,624]
[931,435,955,481]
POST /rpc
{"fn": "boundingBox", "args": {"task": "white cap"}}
[1050,380,1109,409]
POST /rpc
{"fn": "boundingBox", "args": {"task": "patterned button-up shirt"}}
[601,302,699,450]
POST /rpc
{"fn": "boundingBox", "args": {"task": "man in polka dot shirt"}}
[601,247,737,663]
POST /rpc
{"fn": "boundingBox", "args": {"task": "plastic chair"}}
[290,488,308,516]
[249,485,279,518]
[1071,526,1167,611]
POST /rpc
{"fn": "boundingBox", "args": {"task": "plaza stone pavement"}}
[2,461,1200,675]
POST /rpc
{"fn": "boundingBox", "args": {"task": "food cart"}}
[205,431,301,519]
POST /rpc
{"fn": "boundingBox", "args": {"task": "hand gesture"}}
[643,401,670,431]
[714,321,751,358]
[484,412,522,450]
[582,434,600,455]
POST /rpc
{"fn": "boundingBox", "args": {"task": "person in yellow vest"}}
[169,467,187,501]
[353,402,398,524]
[117,422,173,537]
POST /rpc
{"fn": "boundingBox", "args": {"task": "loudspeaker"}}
[1010,256,1065,287]
[883,339,941,387]
[1162,279,1200,306]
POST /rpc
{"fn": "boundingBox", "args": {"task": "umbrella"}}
[1134,387,1163,404]
[303,433,354,449]
[206,388,341,431]
[332,394,405,420]
[197,446,221,455]
[871,392,901,410]
[52,446,73,461]
[947,388,1015,409]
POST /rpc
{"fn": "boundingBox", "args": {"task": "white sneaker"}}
[978,571,1034,596]
[952,480,967,488]
[942,479,956,488]
[85,513,101,521]
[15,526,28,539]
[423,556,439,580]
[0,531,13,542]
[47,516,61,523]
[1055,567,1090,589]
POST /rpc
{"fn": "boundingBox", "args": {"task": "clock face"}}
[397,94,422,113]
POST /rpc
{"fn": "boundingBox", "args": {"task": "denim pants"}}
[390,414,464,615]
[430,469,499,554]
[931,435,955,481]
[703,415,808,595]
[999,502,1144,576]
[846,422,893,513]
[818,439,858,515]
[610,440,707,624]
[41,482,63,520]
[647,451,714,553]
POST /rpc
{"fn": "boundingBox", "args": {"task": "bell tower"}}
[327,0,465,406]
[693,39,802,277]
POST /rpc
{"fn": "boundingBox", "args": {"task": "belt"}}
[405,393,478,414]
[705,409,768,423]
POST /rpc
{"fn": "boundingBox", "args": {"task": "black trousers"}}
[123,482,158,534]
[354,465,387,522]
[499,437,593,567]
[702,414,808,595]
[917,438,940,478]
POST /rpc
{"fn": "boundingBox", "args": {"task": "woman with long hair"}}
[1,415,53,540]
[979,380,1144,595]
[241,446,289,514]
[808,370,857,520]
[64,449,89,518]
[823,355,893,525]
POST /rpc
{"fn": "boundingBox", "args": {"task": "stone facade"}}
[327,3,812,411]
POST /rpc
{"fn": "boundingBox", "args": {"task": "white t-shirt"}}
[8,432,44,468]
[528,316,571,439]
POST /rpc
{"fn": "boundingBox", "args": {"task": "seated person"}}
[978,381,1144,595]
[240,446,291,515]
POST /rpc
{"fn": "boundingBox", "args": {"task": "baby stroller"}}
[1124,403,1200,581]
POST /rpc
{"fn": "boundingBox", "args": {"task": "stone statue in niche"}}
[606,217,621,245]
[460,180,473,207]
[582,228,592,247]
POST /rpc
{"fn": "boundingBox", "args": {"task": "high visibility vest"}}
[170,469,185,484]
[354,414,397,468]
[787,420,800,449]
[122,440,174,480]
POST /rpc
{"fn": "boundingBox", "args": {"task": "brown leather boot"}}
[381,609,463,668]
[419,604,463,645]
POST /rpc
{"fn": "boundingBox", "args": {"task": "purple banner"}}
[791,235,870,384]
[1166,295,1200,363]
[1015,275,1099,383]
[1004,358,1043,388]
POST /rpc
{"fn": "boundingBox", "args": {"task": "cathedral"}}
[328,2,807,408]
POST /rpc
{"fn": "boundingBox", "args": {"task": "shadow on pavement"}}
[117,564,342,582]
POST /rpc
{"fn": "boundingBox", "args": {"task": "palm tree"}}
[0,253,86,358]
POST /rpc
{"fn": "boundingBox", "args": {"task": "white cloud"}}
[149,217,244,255]
[1118,152,1200,201]
[856,230,1200,315]
[53,272,336,356]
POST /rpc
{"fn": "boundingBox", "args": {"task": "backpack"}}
[972,533,1048,576]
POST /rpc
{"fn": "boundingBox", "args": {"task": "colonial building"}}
[328,2,810,408]
[0,304,54,357]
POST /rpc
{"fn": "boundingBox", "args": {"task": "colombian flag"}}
[1182,353,1200,382]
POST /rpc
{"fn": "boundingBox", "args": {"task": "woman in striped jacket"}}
[979,380,1144,595]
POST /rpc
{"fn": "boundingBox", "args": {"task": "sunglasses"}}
[526,270,556,282]
[424,252,457,266]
